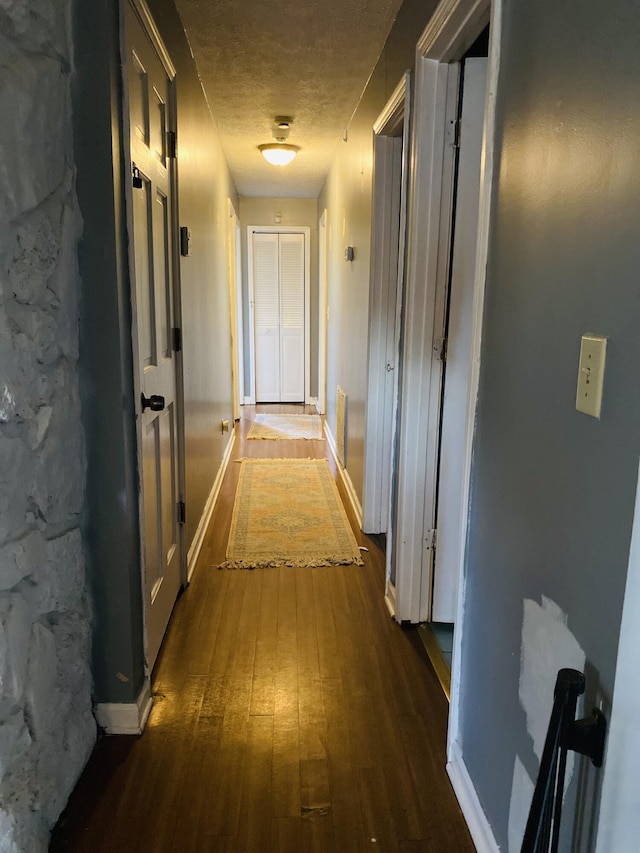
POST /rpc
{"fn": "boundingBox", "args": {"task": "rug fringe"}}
[218,555,364,570]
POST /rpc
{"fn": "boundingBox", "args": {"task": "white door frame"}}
[247,225,311,405]
[318,209,328,415]
[386,0,499,778]
[362,72,411,547]
[121,0,187,673]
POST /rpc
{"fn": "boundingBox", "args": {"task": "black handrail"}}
[521,668,606,853]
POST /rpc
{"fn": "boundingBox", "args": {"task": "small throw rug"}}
[247,413,323,441]
[220,458,363,569]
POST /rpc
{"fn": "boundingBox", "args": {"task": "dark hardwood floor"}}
[51,405,474,852]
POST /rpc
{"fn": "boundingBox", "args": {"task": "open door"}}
[125,0,185,671]
[432,57,488,621]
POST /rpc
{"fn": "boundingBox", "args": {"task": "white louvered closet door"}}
[253,231,305,402]
[278,233,305,401]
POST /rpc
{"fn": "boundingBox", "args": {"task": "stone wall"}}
[0,0,95,849]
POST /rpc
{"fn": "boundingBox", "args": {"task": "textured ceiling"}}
[173,0,405,197]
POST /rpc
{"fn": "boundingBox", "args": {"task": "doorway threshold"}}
[417,622,452,702]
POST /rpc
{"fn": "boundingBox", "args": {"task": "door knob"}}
[141,393,165,412]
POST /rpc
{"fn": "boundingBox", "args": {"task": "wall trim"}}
[187,432,236,582]
[94,677,153,735]
[417,0,490,61]
[447,740,500,852]
[373,71,410,135]
[324,422,363,530]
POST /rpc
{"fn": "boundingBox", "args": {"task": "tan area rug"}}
[247,413,323,440]
[220,458,363,569]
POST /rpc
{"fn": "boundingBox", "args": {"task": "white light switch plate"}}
[576,334,607,419]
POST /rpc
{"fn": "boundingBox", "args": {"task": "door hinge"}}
[132,166,143,189]
[435,337,448,362]
[425,529,437,550]
[177,500,186,525]
[172,326,182,353]
[167,130,177,159]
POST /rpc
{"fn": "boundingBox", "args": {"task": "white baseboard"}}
[447,740,500,852]
[243,396,253,406]
[324,422,363,529]
[307,396,318,407]
[94,677,152,735]
[187,432,236,581]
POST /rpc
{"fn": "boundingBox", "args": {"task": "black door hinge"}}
[177,500,186,525]
[132,166,143,189]
[167,131,177,159]
[173,327,182,353]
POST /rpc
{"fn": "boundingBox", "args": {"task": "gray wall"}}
[318,0,438,501]
[459,0,640,847]
[239,196,319,399]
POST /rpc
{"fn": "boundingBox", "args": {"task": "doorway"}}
[363,73,411,559]
[247,226,311,404]
[123,0,186,672]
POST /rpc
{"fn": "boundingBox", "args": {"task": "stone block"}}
[0,593,31,713]
[0,532,46,592]
[46,200,81,360]
[8,205,59,305]
[19,530,84,616]
[3,304,60,367]
[0,711,31,783]
[0,310,52,426]
[23,622,56,742]
[32,390,84,526]
[50,611,92,705]
[0,436,32,545]
[0,53,70,223]
[0,0,71,63]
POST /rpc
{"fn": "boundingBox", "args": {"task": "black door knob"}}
[141,393,165,412]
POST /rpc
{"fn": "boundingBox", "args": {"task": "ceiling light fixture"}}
[259,118,299,166]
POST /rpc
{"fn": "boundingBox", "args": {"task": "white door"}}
[432,57,488,621]
[253,231,305,402]
[126,2,183,670]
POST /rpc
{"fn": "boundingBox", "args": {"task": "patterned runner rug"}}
[247,413,323,440]
[220,458,363,569]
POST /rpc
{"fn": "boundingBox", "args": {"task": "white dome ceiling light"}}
[259,118,299,166]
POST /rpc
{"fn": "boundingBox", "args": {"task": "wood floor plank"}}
[51,406,475,853]
[250,566,279,715]
[271,817,303,852]
[236,715,274,853]
[272,567,301,819]
[321,675,365,852]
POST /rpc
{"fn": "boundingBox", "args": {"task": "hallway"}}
[51,407,474,852]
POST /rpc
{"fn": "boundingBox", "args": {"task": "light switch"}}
[576,334,607,419]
